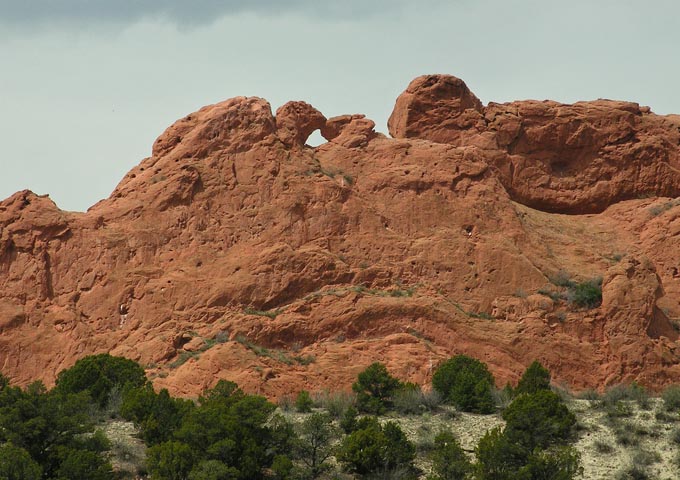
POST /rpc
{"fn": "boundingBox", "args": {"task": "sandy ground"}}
[105,397,680,479]
[382,398,680,479]
[103,420,147,479]
[571,398,679,480]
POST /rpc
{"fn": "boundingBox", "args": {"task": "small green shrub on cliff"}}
[546,271,603,309]
[567,278,602,309]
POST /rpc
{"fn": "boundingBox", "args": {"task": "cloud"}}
[0,0,426,27]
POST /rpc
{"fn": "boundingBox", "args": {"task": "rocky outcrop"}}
[321,114,378,148]
[596,256,679,386]
[2,75,680,397]
[390,74,680,214]
[275,101,326,148]
[387,75,485,145]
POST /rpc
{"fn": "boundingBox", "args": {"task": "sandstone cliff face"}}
[2,74,680,397]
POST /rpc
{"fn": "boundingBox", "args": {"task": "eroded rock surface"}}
[390,74,680,214]
[2,75,680,398]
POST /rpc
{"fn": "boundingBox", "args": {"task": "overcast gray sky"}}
[2,0,678,211]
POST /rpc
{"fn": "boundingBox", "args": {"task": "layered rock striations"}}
[2,74,680,397]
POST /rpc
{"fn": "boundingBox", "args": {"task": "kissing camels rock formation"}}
[2,74,680,398]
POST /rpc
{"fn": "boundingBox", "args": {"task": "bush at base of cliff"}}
[120,385,194,445]
[474,427,526,479]
[503,390,576,451]
[352,362,403,414]
[340,405,359,434]
[0,379,115,479]
[432,355,495,413]
[520,446,583,480]
[295,390,314,413]
[515,360,552,396]
[54,354,147,409]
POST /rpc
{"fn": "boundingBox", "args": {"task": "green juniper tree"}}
[429,430,472,480]
[515,361,552,396]
[352,363,402,414]
[432,355,495,413]
[294,413,339,479]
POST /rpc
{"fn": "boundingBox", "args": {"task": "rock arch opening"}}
[306,129,326,147]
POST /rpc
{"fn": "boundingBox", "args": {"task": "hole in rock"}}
[306,129,326,147]
[551,160,570,176]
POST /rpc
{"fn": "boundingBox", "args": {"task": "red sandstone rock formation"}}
[2,74,680,398]
[390,74,680,214]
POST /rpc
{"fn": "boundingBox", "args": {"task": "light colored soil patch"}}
[281,405,504,478]
[390,406,504,476]
[123,397,680,479]
[390,406,503,453]
[103,420,147,478]
[572,398,680,480]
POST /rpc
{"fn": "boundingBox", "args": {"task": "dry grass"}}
[103,420,147,479]
[104,395,680,479]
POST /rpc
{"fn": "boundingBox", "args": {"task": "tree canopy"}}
[432,355,496,413]
[55,353,147,408]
